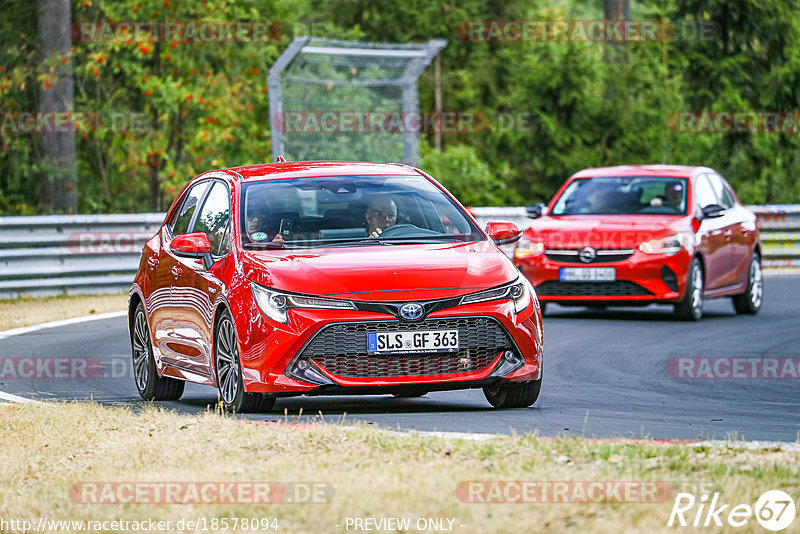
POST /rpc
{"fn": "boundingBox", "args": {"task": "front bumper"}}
[235,296,542,394]
[516,249,692,304]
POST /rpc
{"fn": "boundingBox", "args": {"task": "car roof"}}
[221,161,422,182]
[570,165,712,179]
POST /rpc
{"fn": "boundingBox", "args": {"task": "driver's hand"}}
[369,228,382,238]
[272,233,285,243]
[650,197,664,207]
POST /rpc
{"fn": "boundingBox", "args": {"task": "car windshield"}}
[240,175,483,248]
[550,176,689,216]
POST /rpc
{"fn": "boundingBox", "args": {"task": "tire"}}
[732,253,763,315]
[131,303,185,401]
[539,302,547,316]
[214,309,275,413]
[483,379,541,409]
[674,257,704,321]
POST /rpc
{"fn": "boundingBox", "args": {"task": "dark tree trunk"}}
[36,0,77,213]
[604,0,630,63]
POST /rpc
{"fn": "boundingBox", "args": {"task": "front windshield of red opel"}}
[550,176,689,216]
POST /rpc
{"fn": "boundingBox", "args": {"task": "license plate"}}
[367,330,459,355]
[559,267,616,282]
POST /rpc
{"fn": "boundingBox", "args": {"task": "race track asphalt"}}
[1,274,798,441]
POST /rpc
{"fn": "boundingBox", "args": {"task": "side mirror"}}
[171,232,214,269]
[485,220,522,246]
[526,203,547,219]
[699,204,725,220]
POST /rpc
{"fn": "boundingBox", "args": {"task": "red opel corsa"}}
[129,162,543,412]
[514,165,762,320]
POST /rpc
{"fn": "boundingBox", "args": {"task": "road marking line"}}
[0,311,128,404]
[0,390,42,404]
[0,310,127,340]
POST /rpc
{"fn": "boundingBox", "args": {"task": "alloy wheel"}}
[216,318,240,404]
[132,310,150,391]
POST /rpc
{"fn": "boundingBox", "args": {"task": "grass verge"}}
[0,293,127,331]
[0,402,797,533]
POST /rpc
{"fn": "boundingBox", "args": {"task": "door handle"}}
[171,265,182,278]
[147,256,159,269]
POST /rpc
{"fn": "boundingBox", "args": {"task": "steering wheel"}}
[374,223,439,238]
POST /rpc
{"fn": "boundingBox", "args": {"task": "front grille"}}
[297,317,512,378]
[535,280,653,297]
[544,249,634,264]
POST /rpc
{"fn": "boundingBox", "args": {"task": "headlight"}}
[514,237,545,259]
[460,276,532,314]
[252,283,356,324]
[638,234,687,256]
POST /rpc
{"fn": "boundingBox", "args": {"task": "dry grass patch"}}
[0,293,127,331]
[0,402,798,533]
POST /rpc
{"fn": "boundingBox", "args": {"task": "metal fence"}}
[268,37,446,166]
[1,206,798,298]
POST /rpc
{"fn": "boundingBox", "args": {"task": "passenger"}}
[245,195,283,242]
[574,186,615,214]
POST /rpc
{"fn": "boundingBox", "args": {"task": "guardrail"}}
[470,205,800,269]
[0,214,164,298]
[1,206,798,298]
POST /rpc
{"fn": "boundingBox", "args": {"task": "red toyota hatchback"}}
[129,161,543,412]
[514,165,762,320]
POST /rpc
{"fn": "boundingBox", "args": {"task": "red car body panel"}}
[515,165,760,305]
[130,162,543,397]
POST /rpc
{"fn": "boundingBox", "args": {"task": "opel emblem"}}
[579,247,597,263]
[399,303,424,321]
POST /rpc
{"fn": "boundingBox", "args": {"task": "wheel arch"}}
[128,291,144,336]
[210,301,233,384]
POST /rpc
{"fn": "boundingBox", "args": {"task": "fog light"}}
[296,359,308,371]
[504,350,516,362]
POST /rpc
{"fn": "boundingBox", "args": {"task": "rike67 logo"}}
[668,490,796,531]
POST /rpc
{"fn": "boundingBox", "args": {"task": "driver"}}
[365,196,397,238]
[650,183,683,210]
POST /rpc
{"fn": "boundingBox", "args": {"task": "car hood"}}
[523,215,693,249]
[241,241,518,301]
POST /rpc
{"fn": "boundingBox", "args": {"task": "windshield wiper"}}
[381,236,472,243]
[243,242,294,250]
[309,238,388,248]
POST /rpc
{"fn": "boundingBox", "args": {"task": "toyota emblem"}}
[399,303,424,321]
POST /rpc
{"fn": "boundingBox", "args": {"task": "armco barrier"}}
[0,213,164,298]
[470,205,800,269]
[0,206,798,298]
